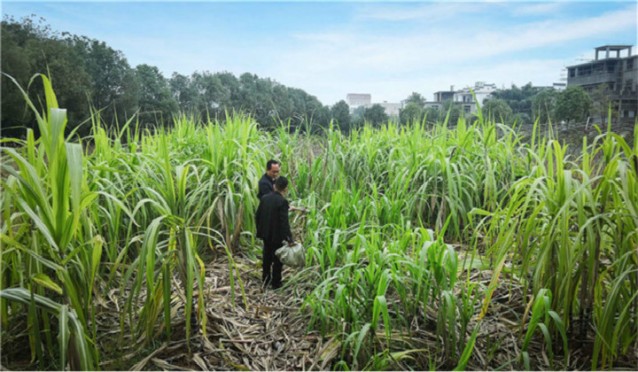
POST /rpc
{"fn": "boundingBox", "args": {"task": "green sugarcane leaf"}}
[58,305,70,370]
[454,325,480,371]
[32,273,63,295]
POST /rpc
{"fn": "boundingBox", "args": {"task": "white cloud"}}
[356,2,487,22]
[272,58,568,106]
[498,7,637,52]
[17,1,633,107]
[268,5,636,104]
[510,2,566,16]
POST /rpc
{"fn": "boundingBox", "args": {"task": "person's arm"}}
[279,199,293,244]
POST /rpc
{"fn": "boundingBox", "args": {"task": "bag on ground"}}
[275,242,305,268]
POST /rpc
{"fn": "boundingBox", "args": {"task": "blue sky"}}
[2,1,637,105]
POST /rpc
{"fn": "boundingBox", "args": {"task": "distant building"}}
[553,82,566,91]
[345,93,400,117]
[379,101,401,117]
[567,45,637,121]
[423,103,440,110]
[433,87,455,103]
[346,93,372,108]
[427,82,497,115]
[453,82,497,114]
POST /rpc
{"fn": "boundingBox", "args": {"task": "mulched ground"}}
[4,251,637,370]
[98,254,328,371]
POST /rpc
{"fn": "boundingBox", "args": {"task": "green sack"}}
[275,242,305,268]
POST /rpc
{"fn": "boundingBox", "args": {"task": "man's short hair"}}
[266,160,280,170]
[275,176,288,191]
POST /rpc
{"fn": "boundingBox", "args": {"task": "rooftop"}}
[593,45,634,61]
[594,45,633,52]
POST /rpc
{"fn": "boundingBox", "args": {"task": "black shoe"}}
[190,317,200,336]
[271,282,283,289]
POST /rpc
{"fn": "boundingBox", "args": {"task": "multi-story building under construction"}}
[567,45,637,121]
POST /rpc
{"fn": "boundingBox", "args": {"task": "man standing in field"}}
[257,160,280,199]
[255,176,294,289]
[257,159,308,213]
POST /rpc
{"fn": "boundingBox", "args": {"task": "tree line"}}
[2,16,604,139]
[1,16,342,138]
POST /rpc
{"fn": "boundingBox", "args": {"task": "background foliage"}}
[1,16,331,137]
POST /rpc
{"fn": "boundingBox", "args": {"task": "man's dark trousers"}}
[263,240,283,288]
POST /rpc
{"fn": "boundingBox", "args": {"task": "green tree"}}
[442,100,461,125]
[423,107,442,124]
[2,16,93,136]
[555,86,592,124]
[588,84,615,123]
[512,113,532,125]
[1,17,43,136]
[295,90,330,133]
[269,84,293,123]
[191,71,227,121]
[308,104,331,134]
[405,92,426,107]
[483,98,513,123]
[237,73,269,127]
[399,102,423,124]
[532,89,558,124]
[169,73,200,115]
[135,64,178,126]
[280,86,328,133]
[363,104,389,127]
[491,82,541,119]
[70,35,139,126]
[215,71,240,107]
[1,16,334,135]
[350,106,366,129]
[330,100,351,132]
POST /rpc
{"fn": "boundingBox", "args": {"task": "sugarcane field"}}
[1,72,636,371]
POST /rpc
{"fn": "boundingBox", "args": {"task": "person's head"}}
[274,176,288,194]
[266,160,281,179]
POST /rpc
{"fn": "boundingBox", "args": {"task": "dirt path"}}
[122,255,328,371]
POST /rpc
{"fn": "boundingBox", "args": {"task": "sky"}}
[2,1,637,106]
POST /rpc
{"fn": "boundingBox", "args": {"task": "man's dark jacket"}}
[255,191,293,246]
[257,173,275,200]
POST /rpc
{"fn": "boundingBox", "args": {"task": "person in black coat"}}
[255,176,294,289]
[257,160,280,200]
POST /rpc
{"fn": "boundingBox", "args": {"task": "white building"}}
[345,93,401,117]
[379,101,401,117]
[424,82,497,115]
[346,93,372,108]
[453,82,497,114]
